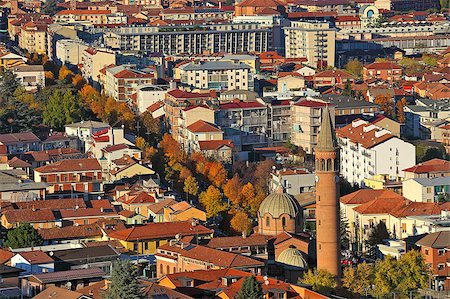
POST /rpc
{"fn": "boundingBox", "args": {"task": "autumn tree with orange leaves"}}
[375,95,394,118]
[396,97,407,123]
[231,211,253,237]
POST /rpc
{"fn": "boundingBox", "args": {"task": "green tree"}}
[4,223,43,249]
[141,111,160,136]
[42,0,62,15]
[301,268,338,294]
[340,209,350,250]
[183,176,199,202]
[43,90,85,130]
[106,260,141,299]
[343,80,355,97]
[0,69,19,104]
[236,276,263,299]
[0,99,42,133]
[366,222,390,259]
[395,250,430,298]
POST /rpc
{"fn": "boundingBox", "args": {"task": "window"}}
[282,217,286,227]
[166,265,170,274]
[402,223,406,233]
[437,264,444,271]
[424,249,429,255]
[438,249,445,256]
[160,264,163,274]
[427,187,432,193]
[266,216,270,227]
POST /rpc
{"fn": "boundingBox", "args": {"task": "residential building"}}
[0,132,41,154]
[54,10,111,24]
[0,180,47,201]
[65,120,110,144]
[104,24,271,55]
[235,0,286,17]
[265,98,292,145]
[291,99,335,154]
[0,52,27,69]
[178,105,216,147]
[363,61,403,82]
[133,84,170,114]
[104,65,155,101]
[21,268,105,298]
[402,177,450,203]
[31,286,85,299]
[270,169,315,196]
[0,265,23,298]
[403,159,450,180]
[80,47,116,87]
[34,158,103,197]
[10,251,54,275]
[313,70,355,87]
[155,241,264,277]
[363,174,403,194]
[277,73,306,92]
[337,119,415,186]
[11,64,45,91]
[18,21,47,55]
[416,231,449,291]
[284,20,336,68]
[55,39,88,66]
[107,221,213,254]
[164,89,213,140]
[182,120,224,153]
[178,61,254,91]
[314,95,380,122]
[215,100,268,152]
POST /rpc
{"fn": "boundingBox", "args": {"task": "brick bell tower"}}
[315,107,341,279]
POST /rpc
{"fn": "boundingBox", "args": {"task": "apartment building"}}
[178,61,254,91]
[104,65,155,102]
[215,100,268,152]
[54,10,111,24]
[284,20,336,68]
[104,24,271,55]
[178,105,215,147]
[55,39,88,66]
[403,159,450,180]
[363,61,403,82]
[266,99,291,145]
[402,177,450,203]
[337,119,415,186]
[18,21,47,55]
[183,120,224,153]
[34,158,103,197]
[291,99,335,154]
[164,89,213,140]
[80,48,116,87]
[11,64,45,92]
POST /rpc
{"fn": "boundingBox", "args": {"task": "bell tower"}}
[315,107,340,279]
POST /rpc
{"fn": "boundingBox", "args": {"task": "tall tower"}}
[315,107,340,278]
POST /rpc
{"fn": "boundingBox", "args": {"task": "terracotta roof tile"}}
[403,159,450,173]
[17,250,53,264]
[198,140,234,150]
[35,158,101,173]
[340,189,402,204]
[336,120,395,149]
[108,221,213,241]
[186,120,222,133]
[0,249,13,264]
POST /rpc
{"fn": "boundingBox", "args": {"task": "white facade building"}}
[337,119,415,186]
[134,84,170,114]
[55,39,88,66]
[11,65,45,91]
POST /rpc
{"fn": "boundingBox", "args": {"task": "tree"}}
[106,260,141,299]
[396,97,407,123]
[375,94,394,117]
[340,209,350,250]
[199,186,227,218]
[14,86,39,109]
[395,250,429,298]
[230,211,253,237]
[72,74,86,90]
[58,65,74,82]
[42,0,62,15]
[0,99,42,133]
[345,59,363,78]
[141,111,160,136]
[208,161,227,187]
[43,90,85,130]
[342,263,374,295]
[301,268,338,294]
[241,182,255,209]
[366,222,390,259]
[4,223,43,249]
[224,174,244,206]
[183,176,199,202]
[343,80,355,97]
[236,276,263,299]
[160,133,184,163]
[247,188,266,217]
[253,160,275,193]
[0,69,19,104]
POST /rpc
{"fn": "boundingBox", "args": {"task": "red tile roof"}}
[364,61,402,70]
[0,249,13,264]
[57,9,111,15]
[353,196,407,215]
[390,202,443,218]
[219,101,265,109]
[35,158,101,173]
[14,198,86,210]
[108,221,213,241]
[315,69,354,79]
[8,157,31,168]
[186,120,222,133]
[146,101,164,113]
[206,234,271,249]
[403,159,450,174]
[3,209,56,224]
[113,69,154,79]
[167,89,211,99]
[157,243,264,268]
[340,189,402,205]
[336,120,395,149]
[18,251,53,264]
[198,140,234,150]
[59,208,118,219]
[294,100,328,108]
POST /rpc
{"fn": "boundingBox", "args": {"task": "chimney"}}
[32,205,36,212]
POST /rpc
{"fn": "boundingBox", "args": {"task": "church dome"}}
[277,248,308,269]
[258,191,301,219]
